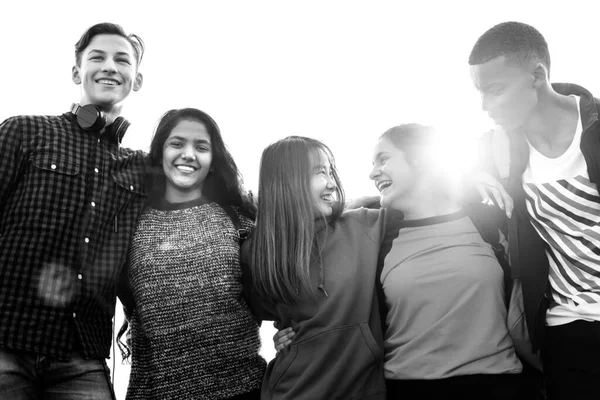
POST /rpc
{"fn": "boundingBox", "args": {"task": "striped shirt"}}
[523,96,600,325]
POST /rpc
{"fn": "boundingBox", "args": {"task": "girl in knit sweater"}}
[118,108,265,400]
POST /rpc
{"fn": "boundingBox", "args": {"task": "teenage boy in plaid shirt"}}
[0,22,147,399]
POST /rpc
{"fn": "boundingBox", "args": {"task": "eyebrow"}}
[168,136,211,144]
[88,49,132,58]
[373,151,389,163]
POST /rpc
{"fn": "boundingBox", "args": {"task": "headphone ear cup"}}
[76,104,106,131]
[111,117,131,143]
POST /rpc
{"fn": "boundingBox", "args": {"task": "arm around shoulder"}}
[0,116,26,208]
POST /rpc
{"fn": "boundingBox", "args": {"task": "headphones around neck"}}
[70,103,130,144]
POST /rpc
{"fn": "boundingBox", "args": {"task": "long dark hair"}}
[250,136,345,304]
[146,107,255,218]
[117,108,255,360]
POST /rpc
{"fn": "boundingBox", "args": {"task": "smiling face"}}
[369,137,419,210]
[470,56,538,132]
[162,120,213,203]
[310,149,337,218]
[72,34,142,110]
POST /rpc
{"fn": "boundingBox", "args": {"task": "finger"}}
[276,339,293,352]
[476,185,491,205]
[273,327,293,341]
[273,333,295,349]
[490,188,505,210]
[498,187,514,218]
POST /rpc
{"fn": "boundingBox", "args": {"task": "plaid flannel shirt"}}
[0,112,147,360]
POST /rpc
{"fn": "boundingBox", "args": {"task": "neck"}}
[515,86,576,142]
[164,188,203,204]
[79,100,123,125]
[397,190,462,221]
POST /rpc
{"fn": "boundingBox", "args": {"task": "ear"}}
[532,62,549,88]
[133,72,143,92]
[72,66,81,85]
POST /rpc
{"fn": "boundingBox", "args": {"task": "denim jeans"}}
[0,346,116,400]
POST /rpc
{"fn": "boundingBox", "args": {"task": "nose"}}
[369,164,381,180]
[325,174,337,189]
[481,93,493,113]
[181,145,196,160]
[101,57,118,73]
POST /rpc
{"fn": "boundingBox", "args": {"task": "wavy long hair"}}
[250,136,345,304]
[117,108,254,360]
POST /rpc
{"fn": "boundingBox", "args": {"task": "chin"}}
[380,195,391,209]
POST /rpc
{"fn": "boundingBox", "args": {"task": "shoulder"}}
[334,207,386,244]
[464,203,505,241]
[339,207,384,226]
[1,114,66,132]
[118,147,149,162]
[231,204,255,231]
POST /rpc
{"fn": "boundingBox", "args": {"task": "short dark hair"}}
[75,22,145,67]
[469,21,550,73]
[147,108,255,219]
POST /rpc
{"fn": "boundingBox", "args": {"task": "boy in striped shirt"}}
[469,21,600,400]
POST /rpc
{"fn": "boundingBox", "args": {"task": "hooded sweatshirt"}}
[242,208,386,400]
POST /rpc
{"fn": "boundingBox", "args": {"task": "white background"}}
[1,1,599,398]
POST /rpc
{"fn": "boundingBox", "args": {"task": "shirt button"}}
[97,138,101,143]
[84,237,90,243]
[72,312,77,318]
[51,164,57,170]
[77,274,83,280]
[91,202,96,207]
[130,185,134,191]
[94,168,99,173]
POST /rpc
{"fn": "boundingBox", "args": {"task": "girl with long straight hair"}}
[244,136,387,400]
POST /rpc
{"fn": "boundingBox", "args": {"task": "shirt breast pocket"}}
[28,153,83,213]
[31,153,81,176]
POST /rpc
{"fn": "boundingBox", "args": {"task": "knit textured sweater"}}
[125,199,265,400]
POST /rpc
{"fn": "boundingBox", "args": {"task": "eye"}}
[487,85,505,96]
[195,145,210,152]
[90,56,103,61]
[117,58,131,65]
[169,141,182,148]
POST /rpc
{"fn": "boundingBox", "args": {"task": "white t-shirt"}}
[523,96,600,326]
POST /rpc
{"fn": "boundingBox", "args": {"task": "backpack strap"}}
[466,202,512,306]
[223,205,249,243]
[376,210,404,333]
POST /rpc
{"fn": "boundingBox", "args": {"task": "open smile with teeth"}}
[176,165,198,173]
[321,193,334,202]
[96,78,120,86]
[377,180,392,192]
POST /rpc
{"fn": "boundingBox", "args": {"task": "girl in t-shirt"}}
[370,123,523,399]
